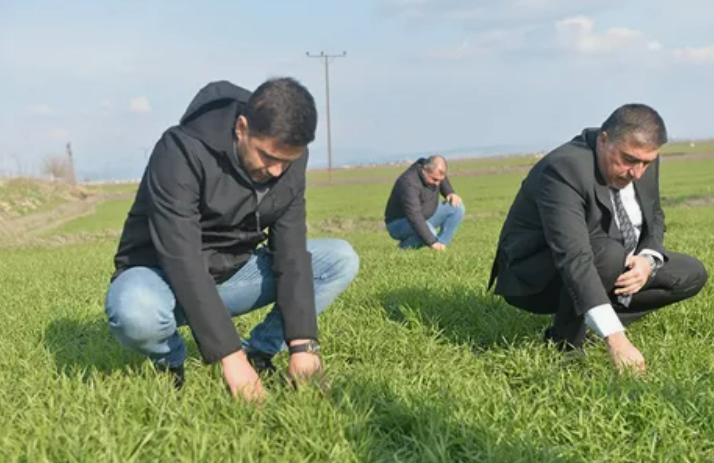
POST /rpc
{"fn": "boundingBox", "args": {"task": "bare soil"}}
[0,190,132,247]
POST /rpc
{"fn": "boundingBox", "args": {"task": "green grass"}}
[661,139,714,155]
[85,181,142,195]
[46,199,134,236]
[307,155,541,185]
[306,140,714,185]
[1,158,713,461]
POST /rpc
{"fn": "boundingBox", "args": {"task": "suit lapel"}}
[633,181,653,235]
[591,148,620,239]
[594,179,621,239]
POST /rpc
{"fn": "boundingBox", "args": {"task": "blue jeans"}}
[105,238,359,367]
[386,202,465,249]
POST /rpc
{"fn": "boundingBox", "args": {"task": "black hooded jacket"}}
[113,81,316,364]
[383,158,455,245]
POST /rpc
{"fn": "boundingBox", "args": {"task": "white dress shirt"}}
[584,183,664,338]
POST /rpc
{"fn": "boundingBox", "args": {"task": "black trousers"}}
[505,238,709,346]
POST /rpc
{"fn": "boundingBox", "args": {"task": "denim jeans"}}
[386,202,465,249]
[105,238,359,367]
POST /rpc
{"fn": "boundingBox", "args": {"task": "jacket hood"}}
[179,81,252,154]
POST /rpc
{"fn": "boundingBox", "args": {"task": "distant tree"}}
[42,155,74,182]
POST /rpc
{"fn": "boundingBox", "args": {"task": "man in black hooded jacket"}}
[105,78,359,401]
[384,155,465,251]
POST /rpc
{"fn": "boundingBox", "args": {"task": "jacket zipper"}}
[254,189,262,232]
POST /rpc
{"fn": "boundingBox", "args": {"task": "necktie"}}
[611,188,637,306]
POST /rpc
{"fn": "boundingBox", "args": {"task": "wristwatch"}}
[642,254,658,278]
[288,340,320,355]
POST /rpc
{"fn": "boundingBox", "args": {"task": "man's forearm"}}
[406,215,437,245]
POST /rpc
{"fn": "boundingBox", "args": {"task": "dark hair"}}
[245,77,318,146]
[600,103,667,148]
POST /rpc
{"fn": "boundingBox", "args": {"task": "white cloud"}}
[48,128,69,139]
[554,16,714,66]
[424,27,535,60]
[402,1,714,70]
[673,44,714,64]
[421,12,714,74]
[647,41,663,51]
[556,16,647,53]
[129,96,152,114]
[27,104,54,115]
[389,0,626,29]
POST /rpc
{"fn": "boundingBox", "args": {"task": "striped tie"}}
[611,188,637,306]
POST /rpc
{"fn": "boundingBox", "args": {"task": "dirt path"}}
[0,191,132,246]
[0,196,98,244]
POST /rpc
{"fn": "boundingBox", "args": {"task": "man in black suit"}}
[489,104,708,372]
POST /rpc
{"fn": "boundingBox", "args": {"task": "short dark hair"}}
[600,103,667,148]
[245,77,317,147]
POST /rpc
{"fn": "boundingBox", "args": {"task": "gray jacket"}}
[384,158,455,245]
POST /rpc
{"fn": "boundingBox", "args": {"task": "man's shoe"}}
[156,364,185,390]
[543,327,586,353]
[246,350,277,377]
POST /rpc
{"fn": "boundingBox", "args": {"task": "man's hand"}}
[288,340,323,385]
[446,193,463,207]
[605,331,646,374]
[221,350,265,402]
[614,254,652,296]
[430,242,447,252]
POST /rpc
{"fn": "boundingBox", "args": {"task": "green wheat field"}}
[1,153,713,462]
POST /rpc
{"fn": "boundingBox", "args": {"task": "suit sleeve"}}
[638,156,667,256]
[536,165,611,314]
[147,133,243,364]
[268,182,318,343]
[440,177,455,197]
[399,181,438,246]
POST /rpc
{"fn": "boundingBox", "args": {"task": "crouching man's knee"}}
[105,269,177,350]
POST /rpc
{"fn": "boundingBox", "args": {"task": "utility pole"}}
[306,50,346,185]
[66,142,77,185]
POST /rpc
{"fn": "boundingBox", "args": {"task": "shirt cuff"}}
[639,249,664,268]
[585,304,625,338]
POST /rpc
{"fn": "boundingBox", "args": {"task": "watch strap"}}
[288,340,320,355]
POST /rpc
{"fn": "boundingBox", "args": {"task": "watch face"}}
[290,341,320,354]
[307,341,320,353]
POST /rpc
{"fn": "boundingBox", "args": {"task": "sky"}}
[1,0,713,180]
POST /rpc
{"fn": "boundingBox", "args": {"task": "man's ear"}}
[236,115,249,139]
[599,130,610,146]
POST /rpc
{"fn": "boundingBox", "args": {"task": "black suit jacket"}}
[490,128,667,314]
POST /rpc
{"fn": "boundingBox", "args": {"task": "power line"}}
[306,50,346,185]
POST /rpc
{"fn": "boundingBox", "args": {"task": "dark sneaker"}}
[156,364,185,390]
[246,350,277,377]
